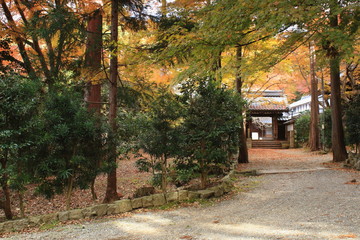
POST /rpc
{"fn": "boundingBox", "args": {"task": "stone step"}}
[252,140,283,149]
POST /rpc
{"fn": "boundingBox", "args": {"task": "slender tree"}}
[321,1,350,162]
[84,8,103,200]
[235,45,249,163]
[309,41,320,151]
[104,0,120,203]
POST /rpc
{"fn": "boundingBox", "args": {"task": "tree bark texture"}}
[85,9,103,114]
[104,0,120,203]
[326,9,348,162]
[309,41,320,151]
[84,9,103,200]
[0,157,13,219]
[235,45,249,164]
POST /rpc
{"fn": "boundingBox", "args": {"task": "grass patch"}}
[233,177,261,193]
[39,220,59,231]
[152,201,181,210]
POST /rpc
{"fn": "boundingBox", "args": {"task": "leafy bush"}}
[345,95,360,152]
[136,86,184,191]
[0,75,41,219]
[320,108,332,149]
[34,89,105,209]
[294,111,310,146]
[177,78,243,188]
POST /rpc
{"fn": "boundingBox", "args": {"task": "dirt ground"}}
[4,148,360,240]
[1,155,153,221]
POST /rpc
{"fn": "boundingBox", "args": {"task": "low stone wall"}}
[345,152,360,171]
[0,173,237,233]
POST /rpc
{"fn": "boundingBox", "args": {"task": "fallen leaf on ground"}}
[345,179,360,185]
[336,234,358,239]
[180,235,193,239]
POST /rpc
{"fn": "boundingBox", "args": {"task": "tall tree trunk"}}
[85,9,103,114]
[104,0,120,203]
[84,9,103,200]
[326,9,347,162]
[309,41,320,151]
[235,45,249,164]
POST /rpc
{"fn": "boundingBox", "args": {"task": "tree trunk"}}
[0,152,13,219]
[85,9,102,114]
[1,183,13,220]
[200,141,207,189]
[320,4,347,161]
[160,155,167,193]
[84,8,103,201]
[66,176,74,211]
[326,9,347,162]
[309,41,320,151]
[90,179,97,200]
[104,0,120,203]
[18,191,25,218]
[199,158,207,189]
[235,45,249,164]
[329,53,348,161]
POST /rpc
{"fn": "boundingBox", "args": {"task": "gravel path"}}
[3,149,360,240]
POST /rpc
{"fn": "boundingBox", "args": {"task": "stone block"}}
[227,170,236,179]
[166,191,178,202]
[58,211,69,222]
[141,195,154,208]
[28,216,42,226]
[40,213,58,224]
[153,194,166,206]
[131,198,143,209]
[188,191,200,200]
[222,180,234,193]
[82,207,96,218]
[198,189,215,199]
[68,209,83,220]
[107,204,117,215]
[115,199,132,213]
[91,204,108,217]
[209,185,224,197]
[178,190,188,201]
[1,221,15,232]
[355,161,360,171]
[14,219,29,231]
[2,219,29,232]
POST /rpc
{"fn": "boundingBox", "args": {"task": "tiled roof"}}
[248,96,288,111]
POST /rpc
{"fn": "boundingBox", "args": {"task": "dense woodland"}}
[0,0,359,221]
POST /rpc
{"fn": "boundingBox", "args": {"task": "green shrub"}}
[320,108,332,149]
[294,111,310,146]
[345,95,360,152]
[177,78,243,189]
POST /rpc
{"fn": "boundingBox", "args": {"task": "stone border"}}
[345,152,360,171]
[0,170,240,233]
